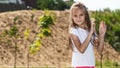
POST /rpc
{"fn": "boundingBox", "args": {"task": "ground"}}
[0,10,120,67]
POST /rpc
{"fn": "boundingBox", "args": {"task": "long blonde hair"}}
[69,2,91,50]
[69,2,91,31]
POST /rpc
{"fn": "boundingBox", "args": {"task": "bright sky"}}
[74,0,120,11]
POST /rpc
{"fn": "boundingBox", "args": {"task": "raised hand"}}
[90,18,96,34]
[91,18,96,24]
[99,21,107,37]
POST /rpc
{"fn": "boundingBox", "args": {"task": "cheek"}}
[81,15,85,19]
[81,16,85,21]
[73,16,77,20]
[72,18,77,23]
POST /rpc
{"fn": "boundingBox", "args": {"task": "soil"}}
[0,10,120,67]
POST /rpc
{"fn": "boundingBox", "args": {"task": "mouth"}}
[77,21,82,23]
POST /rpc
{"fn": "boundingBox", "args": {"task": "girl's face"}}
[72,8,85,26]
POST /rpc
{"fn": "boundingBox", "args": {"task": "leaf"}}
[24,28,30,39]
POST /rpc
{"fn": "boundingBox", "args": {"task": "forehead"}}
[72,7,84,15]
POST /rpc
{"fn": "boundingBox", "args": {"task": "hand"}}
[91,18,96,24]
[99,21,107,37]
[90,18,96,34]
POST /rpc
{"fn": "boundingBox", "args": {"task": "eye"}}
[74,15,77,17]
[79,14,84,16]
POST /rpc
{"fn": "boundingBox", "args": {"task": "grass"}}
[0,60,120,68]
[0,66,120,68]
[96,66,120,68]
[96,60,120,68]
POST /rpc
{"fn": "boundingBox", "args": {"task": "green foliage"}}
[29,10,55,54]
[91,8,120,52]
[24,28,30,39]
[38,14,53,28]
[104,60,112,66]
[96,60,120,68]
[14,16,19,23]
[3,16,19,37]
[1,17,19,47]
[41,28,51,36]
[36,0,74,10]
[6,39,12,45]
[4,25,18,37]
[95,60,101,66]
[38,10,55,28]
[1,16,20,68]
[29,37,42,54]
[113,62,119,66]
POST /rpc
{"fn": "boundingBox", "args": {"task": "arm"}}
[70,21,95,53]
[94,34,105,54]
[94,21,107,54]
[97,35,105,54]
[70,32,93,53]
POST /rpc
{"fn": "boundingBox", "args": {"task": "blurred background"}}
[0,0,120,68]
[0,0,74,12]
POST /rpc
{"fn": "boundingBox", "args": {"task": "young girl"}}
[69,2,107,68]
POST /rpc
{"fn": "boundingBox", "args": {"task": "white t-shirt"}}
[69,27,95,67]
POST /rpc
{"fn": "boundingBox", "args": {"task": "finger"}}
[100,20,103,23]
[100,22,103,28]
[104,23,107,31]
[100,21,105,28]
[103,22,106,28]
[92,22,95,27]
[91,18,96,23]
[103,21,105,25]
[102,21,105,27]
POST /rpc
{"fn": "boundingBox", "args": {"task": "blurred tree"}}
[64,0,74,8]
[91,9,120,52]
[36,0,74,10]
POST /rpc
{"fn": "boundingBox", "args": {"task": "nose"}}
[77,16,80,21]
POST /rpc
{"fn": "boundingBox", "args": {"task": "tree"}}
[36,0,74,10]
[91,9,120,52]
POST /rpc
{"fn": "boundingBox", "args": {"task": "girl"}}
[69,2,107,68]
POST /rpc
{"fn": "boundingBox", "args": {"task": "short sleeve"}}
[69,28,78,37]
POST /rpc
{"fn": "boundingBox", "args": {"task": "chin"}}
[75,22,83,25]
[78,23,82,25]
